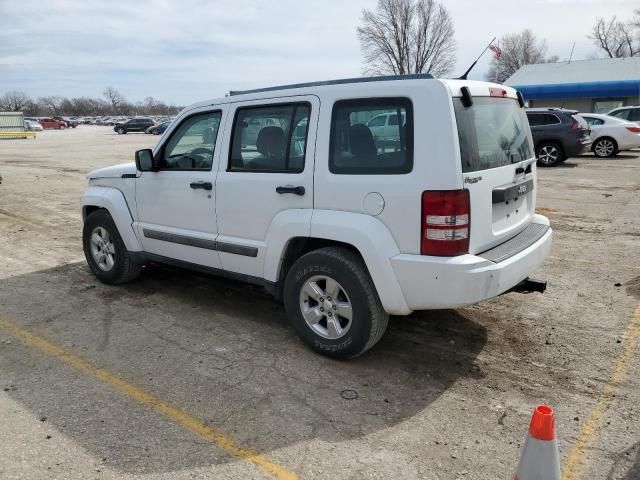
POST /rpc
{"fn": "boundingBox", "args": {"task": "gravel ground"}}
[0,127,639,479]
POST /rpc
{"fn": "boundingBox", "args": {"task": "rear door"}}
[454,93,537,253]
[214,96,318,278]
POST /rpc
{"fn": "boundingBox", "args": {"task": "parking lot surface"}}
[1,127,639,479]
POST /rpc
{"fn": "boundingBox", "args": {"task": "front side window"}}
[162,111,222,170]
[229,103,310,173]
[610,109,630,120]
[455,97,534,172]
[330,98,413,174]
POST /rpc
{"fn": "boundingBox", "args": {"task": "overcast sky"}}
[0,0,637,105]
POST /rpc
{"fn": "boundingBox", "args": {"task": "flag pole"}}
[458,37,497,80]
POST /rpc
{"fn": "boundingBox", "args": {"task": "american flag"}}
[489,44,502,59]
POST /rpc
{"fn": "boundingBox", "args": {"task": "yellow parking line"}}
[0,315,297,480]
[561,305,640,479]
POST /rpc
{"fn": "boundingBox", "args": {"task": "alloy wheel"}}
[299,275,353,340]
[90,226,116,271]
[594,139,614,157]
[538,145,559,165]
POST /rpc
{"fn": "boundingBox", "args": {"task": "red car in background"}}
[39,118,68,129]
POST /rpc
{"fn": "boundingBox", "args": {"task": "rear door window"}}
[228,103,310,173]
[330,98,413,174]
[455,97,534,173]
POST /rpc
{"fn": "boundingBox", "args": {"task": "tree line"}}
[358,0,640,83]
[0,86,182,117]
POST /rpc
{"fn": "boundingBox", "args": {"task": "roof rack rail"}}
[227,73,434,96]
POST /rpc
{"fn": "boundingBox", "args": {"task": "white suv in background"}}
[81,74,552,359]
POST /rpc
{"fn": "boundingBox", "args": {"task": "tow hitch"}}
[511,277,547,294]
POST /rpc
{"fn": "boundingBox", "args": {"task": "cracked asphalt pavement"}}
[0,127,639,479]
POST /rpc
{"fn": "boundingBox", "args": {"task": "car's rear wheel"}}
[284,246,389,359]
[592,137,618,158]
[536,142,564,167]
[83,210,142,284]
[116,127,125,134]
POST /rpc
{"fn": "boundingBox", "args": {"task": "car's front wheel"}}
[284,247,389,359]
[592,137,618,158]
[116,127,125,134]
[536,142,564,167]
[83,210,142,284]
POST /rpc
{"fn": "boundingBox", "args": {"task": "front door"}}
[135,108,226,268]
[214,96,319,278]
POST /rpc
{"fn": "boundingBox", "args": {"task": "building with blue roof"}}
[505,57,640,113]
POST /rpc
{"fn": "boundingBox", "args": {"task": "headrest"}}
[256,126,286,158]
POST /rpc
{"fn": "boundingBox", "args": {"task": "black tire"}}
[284,247,389,359]
[83,209,142,284]
[592,137,618,158]
[116,127,125,135]
[536,142,565,167]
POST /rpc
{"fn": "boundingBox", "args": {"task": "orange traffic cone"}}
[513,405,561,480]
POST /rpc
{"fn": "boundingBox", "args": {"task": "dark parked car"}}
[146,121,170,135]
[526,108,591,166]
[607,106,640,125]
[114,118,155,134]
[53,116,78,128]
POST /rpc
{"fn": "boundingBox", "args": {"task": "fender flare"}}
[81,186,142,251]
[307,210,411,315]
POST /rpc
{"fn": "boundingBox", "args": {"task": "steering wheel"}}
[168,153,196,169]
[190,147,213,157]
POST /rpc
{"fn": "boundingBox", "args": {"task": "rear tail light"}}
[421,190,470,256]
[626,126,640,133]
[570,121,581,130]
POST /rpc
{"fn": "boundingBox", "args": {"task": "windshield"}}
[454,97,534,173]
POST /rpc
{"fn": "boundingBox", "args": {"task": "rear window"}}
[454,97,534,173]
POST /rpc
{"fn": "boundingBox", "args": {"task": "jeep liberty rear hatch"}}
[453,91,538,255]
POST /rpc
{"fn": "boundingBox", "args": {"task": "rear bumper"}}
[391,216,552,311]
[566,138,591,157]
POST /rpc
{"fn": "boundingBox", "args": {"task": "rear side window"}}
[455,97,534,173]
[527,113,560,126]
[630,109,640,121]
[329,98,413,174]
[229,103,310,173]
[584,116,604,126]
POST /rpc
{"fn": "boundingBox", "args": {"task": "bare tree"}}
[487,30,558,83]
[0,91,32,111]
[103,86,126,113]
[37,96,65,116]
[589,15,640,58]
[357,0,456,77]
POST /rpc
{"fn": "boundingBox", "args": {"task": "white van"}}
[81,74,552,359]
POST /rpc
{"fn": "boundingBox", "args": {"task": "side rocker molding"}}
[81,186,143,252]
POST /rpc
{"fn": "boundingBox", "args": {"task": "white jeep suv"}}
[81,74,552,359]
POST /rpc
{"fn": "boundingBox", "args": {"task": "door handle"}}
[190,181,212,191]
[276,185,305,196]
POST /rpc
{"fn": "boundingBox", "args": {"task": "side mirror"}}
[135,149,157,171]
